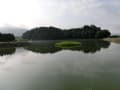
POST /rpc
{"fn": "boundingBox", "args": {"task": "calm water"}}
[0,40,120,90]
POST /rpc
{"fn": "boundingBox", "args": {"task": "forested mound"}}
[22,25,111,40]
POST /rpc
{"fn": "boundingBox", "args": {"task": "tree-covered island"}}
[22,25,111,40]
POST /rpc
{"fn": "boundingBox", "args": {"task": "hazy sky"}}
[0,0,120,33]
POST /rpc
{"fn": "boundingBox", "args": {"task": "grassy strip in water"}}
[55,41,81,49]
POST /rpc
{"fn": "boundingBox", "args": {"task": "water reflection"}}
[24,40,111,54]
[0,40,111,56]
[0,47,16,56]
[0,41,119,90]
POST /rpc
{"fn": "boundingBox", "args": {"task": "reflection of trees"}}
[24,41,62,54]
[0,47,16,56]
[76,40,110,53]
[24,40,111,54]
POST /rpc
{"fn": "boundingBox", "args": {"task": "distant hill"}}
[0,26,27,36]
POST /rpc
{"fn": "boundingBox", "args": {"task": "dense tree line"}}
[0,33,15,42]
[22,25,111,40]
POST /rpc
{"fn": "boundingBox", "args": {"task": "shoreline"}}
[104,38,120,44]
[0,41,30,47]
[0,38,119,47]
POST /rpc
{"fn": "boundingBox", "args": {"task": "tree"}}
[0,33,15,42]
[95,30,111,39]
[22,25,111,40]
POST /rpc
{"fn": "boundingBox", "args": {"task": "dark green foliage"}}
[22,25,111,40]
[95,30,111,39]
[0,33,15,42]
[22,26,63,40]
[24,40,111,54]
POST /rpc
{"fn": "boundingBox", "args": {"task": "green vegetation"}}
[55,41,80,49]
[0,33,15,42]
[24,40,111,54]
[22,25,111,40]
[0,35,29,47]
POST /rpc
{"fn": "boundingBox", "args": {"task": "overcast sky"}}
[0,0,120,34]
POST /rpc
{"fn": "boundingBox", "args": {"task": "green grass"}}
[55,41,81,49]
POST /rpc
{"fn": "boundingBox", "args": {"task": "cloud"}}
[0,25,27,36]
[0,0,120,34]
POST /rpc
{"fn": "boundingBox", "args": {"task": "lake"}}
[0,40,120,90]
